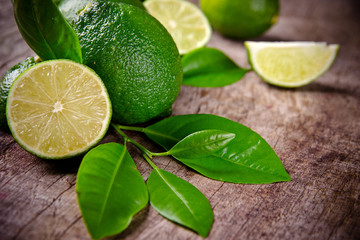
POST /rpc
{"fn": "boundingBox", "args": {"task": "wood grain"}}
[1,0,359,239]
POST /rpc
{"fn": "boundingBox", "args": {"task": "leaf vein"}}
[156,169,199,225]
[96,146,127,231]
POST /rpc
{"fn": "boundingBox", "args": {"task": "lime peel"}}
[200,0,279,39]
[245,41,339,88]
[72,1,182,124]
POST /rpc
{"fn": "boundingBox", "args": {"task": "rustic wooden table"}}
[1,0,359,239]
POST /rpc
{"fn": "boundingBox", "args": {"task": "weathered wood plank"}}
[1,0,359,239]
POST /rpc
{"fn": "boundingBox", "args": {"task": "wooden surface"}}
[1,0,360,239]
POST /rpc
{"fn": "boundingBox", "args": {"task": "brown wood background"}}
[1,0,359,239]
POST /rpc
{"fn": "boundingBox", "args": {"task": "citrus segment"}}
[6,60,112,159]
[144,0,211,55]
[245,41,339,87]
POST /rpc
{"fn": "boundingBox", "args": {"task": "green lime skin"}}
[71,1,182,125]
[200,0,279,39]
[0,57,36,131]
[57,0,145,22]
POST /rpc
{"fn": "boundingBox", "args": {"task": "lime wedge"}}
[245,41,339,87]
[6,60,112,159]
[144,0,212,55]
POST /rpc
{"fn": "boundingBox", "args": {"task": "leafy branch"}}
[77,114,291,239]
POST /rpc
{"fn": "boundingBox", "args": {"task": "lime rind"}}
[6,59,112,160]
[245,41,339,88]
[72,1,182,124]
[200,0,279,39]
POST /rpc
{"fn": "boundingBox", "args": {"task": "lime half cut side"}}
[6,60,112,159]
[245,41,339,88]
[144,0,212,55]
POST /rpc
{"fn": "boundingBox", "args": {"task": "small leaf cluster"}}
[77,114,291,239]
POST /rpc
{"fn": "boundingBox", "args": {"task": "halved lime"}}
[6,60,112,159]
[245,41,339,87]
[144,0,212,55]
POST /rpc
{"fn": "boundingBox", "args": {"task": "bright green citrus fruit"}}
[6,60,112,159]
[200,0,279,39]
[1,57,37,131]
[144,0,212,55]
[245,41,339,88]
[71,1,182,124]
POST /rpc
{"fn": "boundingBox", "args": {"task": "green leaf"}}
[182,47,249,87]
[147,168,213,237]
[167,129,235,159]
[76,143,148,239]
[13,0,82,62]
[144,114,291,184]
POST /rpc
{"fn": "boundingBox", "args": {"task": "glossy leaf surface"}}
[182,47,249,87]
[13,0,82,62]
[147,168,213,237]
[168,129,235,158]
[144,114,291,184]
[76,143,148,239]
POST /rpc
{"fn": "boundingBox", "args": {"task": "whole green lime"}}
[0,57,37,131]
[200,0,279,39]
[71,1,182,125]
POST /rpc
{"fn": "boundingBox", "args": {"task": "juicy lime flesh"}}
[7,60,111,159]
[72,1,182,125]
[145,0,211,55]
[200,0,279,39]
[1,57,37,130]
[256,47,334,83]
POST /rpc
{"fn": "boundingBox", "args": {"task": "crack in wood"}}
[13,183,76,239]
[55,215,82,240]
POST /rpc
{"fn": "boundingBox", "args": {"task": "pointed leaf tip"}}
[147,168,213,237]
[13,0,82,62]
[144,114,291,184]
